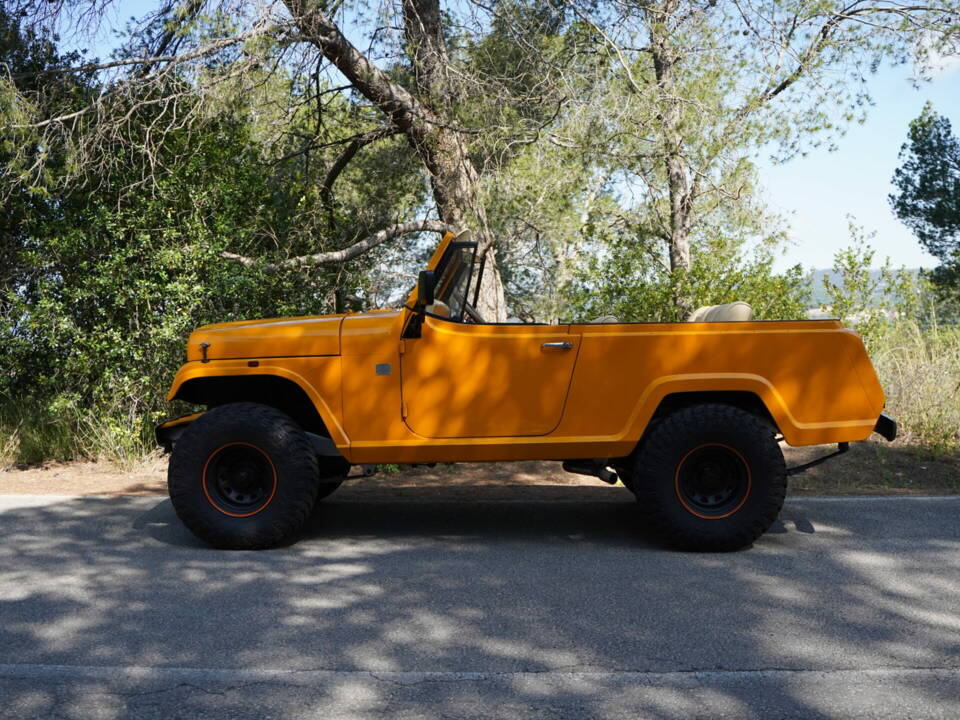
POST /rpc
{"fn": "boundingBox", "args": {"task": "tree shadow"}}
[0,493,958,718]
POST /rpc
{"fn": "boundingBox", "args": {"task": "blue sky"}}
[760,62,960,271]
[73,2,959,272]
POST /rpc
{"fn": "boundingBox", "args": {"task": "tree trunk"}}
[418,123,507,321]
[283,0,508,321]
[400,0,506,321]
[646,0,694,316]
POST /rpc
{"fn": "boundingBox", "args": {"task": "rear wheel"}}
[631,403,786,551]
[168,402,319,549]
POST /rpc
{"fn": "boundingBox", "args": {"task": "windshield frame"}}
[429,240,477,322]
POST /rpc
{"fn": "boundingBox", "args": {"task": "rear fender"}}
[628,374,878,447]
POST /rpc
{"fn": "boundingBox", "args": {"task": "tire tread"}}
[632,403,786,551]
[168,402,319,549]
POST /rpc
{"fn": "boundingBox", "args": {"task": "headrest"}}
[686,302,753,322]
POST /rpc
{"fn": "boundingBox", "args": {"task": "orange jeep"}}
[157,232,896,551]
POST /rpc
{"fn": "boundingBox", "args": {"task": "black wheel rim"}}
[202,443,276,516]
[675,443,751,519]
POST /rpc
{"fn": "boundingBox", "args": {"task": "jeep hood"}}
[186,314,347,361]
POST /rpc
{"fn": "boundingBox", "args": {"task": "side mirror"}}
[417,270,435,307]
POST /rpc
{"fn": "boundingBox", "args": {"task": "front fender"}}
[166,359,349,448]
[155,412,205,452]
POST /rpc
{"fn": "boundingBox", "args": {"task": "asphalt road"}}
[1,489,959,719]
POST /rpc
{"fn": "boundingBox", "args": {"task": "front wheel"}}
[168,402,320,549]
[631,403,786,551]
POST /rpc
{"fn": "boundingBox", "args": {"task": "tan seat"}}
[425,300,451,317]
[687,302,753,322]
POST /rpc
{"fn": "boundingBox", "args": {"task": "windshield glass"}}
[432,243,476,321]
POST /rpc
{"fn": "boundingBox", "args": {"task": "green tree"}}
[0,17,432,462]
[467,0,960,317]
[566,230,810,324]
[890,103,960,309]
[0,5,94,293]
[6,0,958,318]
[890,104,960,263]
[542,0,960,312]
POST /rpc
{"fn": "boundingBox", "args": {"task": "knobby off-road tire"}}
[631,403,786,552]
[168,402,320,549]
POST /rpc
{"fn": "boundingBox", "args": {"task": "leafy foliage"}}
[0,16,427,463]
[889,103,960,314]
[890,104,960,263]
[566,231,810,323]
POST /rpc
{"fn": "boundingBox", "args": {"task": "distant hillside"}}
[806,268,920,307]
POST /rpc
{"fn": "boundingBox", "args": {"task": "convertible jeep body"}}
[158,232,896,551]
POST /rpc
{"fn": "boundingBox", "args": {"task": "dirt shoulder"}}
[1,440,956,498]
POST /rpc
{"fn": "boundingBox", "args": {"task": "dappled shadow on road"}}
[0,493,959,718]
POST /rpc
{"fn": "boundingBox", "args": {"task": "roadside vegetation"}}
[1,0,958,471]
[2,233,956,470]
[871,321,960,456]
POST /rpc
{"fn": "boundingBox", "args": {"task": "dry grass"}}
[0,427,18,470]
[872,321,960,455]
[0,402,76,469]
[786,440,960,495]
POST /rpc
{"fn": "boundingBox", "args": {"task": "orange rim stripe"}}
[201,441,278,518]
[673,442,752,520]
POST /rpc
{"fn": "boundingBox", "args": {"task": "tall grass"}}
[0,399,77,467]
[872,320,960,455]
[0,395,159,470]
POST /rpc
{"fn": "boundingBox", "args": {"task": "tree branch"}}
[281,0,436,141]
[135,0,207,77]
[321,126,402,205]
[757,3,954,104]
[10,24,274,80]
[221,219,455,270]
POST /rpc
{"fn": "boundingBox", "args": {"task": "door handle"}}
[541,341,573,350]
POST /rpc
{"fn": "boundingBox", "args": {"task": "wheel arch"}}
[168,368,347,448]
[626,375,795,454]
[650,390,778,430]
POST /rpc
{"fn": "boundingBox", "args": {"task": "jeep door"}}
[400,317,580,438]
